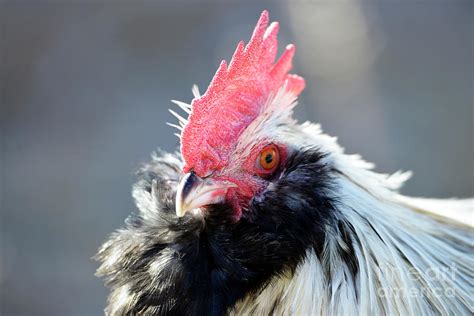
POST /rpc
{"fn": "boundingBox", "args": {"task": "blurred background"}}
[1,1,472,315]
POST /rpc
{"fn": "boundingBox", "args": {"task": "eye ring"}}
[256,144,280,175]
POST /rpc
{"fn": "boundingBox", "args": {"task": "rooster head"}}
[173,10,305,218]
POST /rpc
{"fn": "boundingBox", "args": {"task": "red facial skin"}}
[209,143,288,219]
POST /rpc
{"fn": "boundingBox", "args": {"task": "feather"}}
[166,122,183,131]
[168,109,188,125]
[171,100,191,114]
[397,196,474,226]
[191,84,201,98]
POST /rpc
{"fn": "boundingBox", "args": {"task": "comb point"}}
[245,11,269,60]
[228,41,245,74]
[264,21,279,40]
[270,44,295,81]
[206,60,228,94]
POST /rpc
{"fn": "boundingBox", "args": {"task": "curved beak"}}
[175,172,236,217]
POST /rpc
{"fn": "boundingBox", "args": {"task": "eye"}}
[256,144,280,175]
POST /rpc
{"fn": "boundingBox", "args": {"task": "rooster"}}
[96,11,473,315]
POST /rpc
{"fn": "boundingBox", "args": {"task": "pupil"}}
[265,153,273,164]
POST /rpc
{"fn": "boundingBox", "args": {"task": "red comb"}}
[178,10,305,176]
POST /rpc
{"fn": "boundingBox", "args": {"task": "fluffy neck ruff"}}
[97,128,473,315]
[96,149,340,315]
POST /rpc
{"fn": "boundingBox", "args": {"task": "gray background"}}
[1,1,472,315]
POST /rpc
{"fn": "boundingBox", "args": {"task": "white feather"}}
[165,122,183,131]
[192,84,201,98]
[171,99,191,114]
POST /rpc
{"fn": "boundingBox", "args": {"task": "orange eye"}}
[258,144,280,173]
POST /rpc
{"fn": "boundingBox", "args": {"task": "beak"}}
[175,172,236,217]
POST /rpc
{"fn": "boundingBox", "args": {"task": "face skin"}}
[175,140,289,219]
